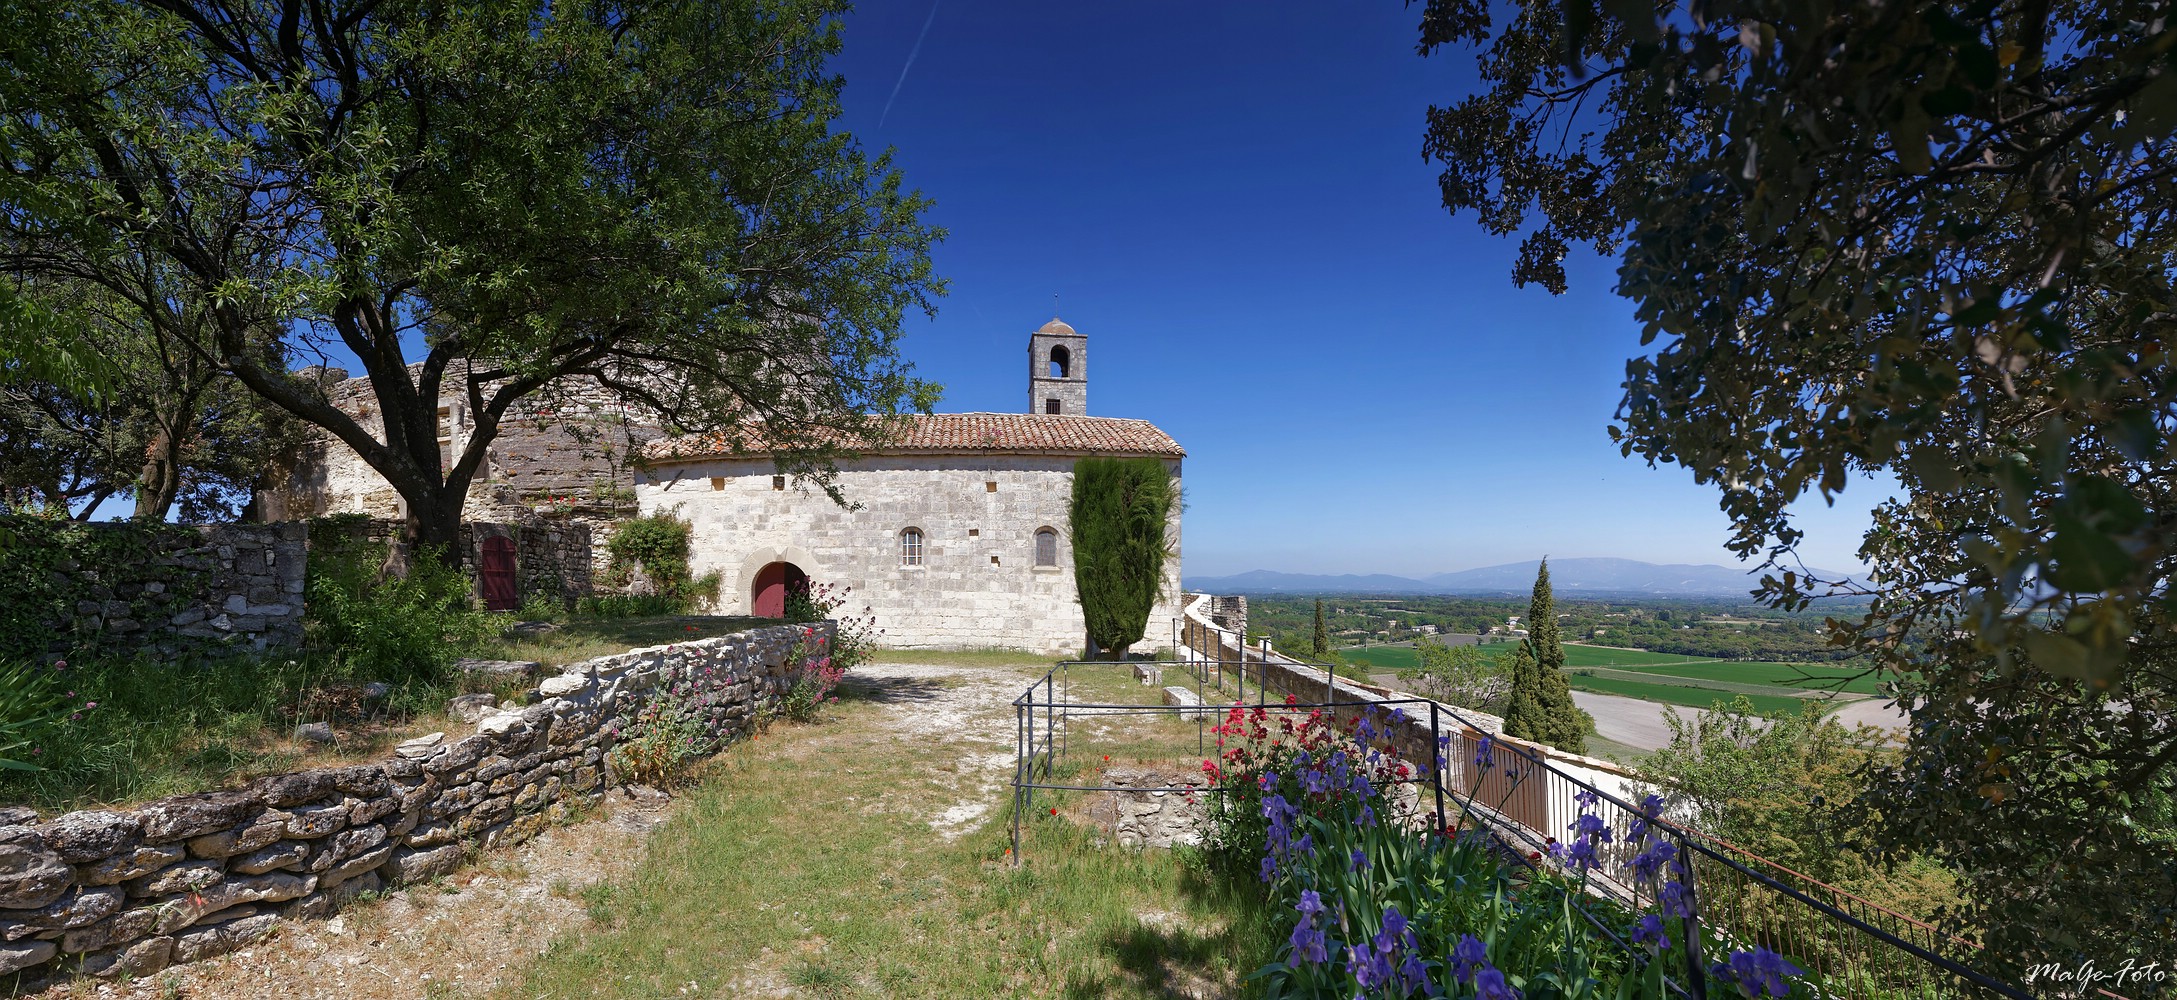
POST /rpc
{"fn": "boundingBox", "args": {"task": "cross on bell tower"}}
[1027,317,1087,415]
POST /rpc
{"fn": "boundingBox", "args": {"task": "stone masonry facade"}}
[643,453,1184,654]
[0,620,829,986]
[325,517,596,607]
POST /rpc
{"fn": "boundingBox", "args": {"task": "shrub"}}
[304,535,503,687]
[777,581,882,670]
[777,627,845,724]
[604,511,720,611]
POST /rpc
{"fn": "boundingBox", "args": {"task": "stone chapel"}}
[636,318,1185,654]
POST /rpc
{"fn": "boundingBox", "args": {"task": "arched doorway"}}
[751,561,809,618]
[479,535,519,611]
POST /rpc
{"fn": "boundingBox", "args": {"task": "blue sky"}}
[826,3,1890,578]
[82,3,1887,580]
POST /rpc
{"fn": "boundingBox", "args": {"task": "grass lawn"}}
[507,662,1272,999]
[1617,660,1891,696]
[1566,673,1820,716]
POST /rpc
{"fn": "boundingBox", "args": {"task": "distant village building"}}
[636,319,1184,654]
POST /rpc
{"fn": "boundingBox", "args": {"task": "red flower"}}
[1049,807,1058,816]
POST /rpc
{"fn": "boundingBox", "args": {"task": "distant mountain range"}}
[1184,558,1851,598]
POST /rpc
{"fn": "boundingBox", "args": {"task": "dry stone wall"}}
[0,520,307,657]
[319,517,595,606]
[0,620,829,986]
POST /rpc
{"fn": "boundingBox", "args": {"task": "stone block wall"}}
[0,620,830,986]
[648,454,1185,654]
[0,520,307,657]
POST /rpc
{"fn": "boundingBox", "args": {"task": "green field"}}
[1343,642,1720,672]
[1622,660,1889,696]
[1566,674,1818,716]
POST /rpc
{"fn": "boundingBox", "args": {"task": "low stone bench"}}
[1132,662,1162,685]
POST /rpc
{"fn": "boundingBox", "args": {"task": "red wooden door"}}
[480,536,519,611]
[751,561,807,618]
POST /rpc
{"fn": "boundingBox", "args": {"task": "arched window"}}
[899,527,924,566]
[1034,528,1058,567]
[1049,345,1070,378]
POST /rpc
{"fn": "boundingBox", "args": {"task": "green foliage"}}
[1,0,945,554]
[304,534,503,687]
[1635,699,1962,931]
[1503,562,1586,752]
[1422,3,2177,967]
[0,514,207,659]
[604,512,720,613]
[1310,598,1329,659]
[0,659,74,771]
[777,629,845,724]
[1069,457,1178,659]
[606,689,715,789]
[1403,638,1511,713]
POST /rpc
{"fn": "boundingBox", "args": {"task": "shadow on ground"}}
[836,673,955,706]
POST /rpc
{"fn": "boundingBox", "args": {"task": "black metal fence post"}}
[1430,700,1446,834]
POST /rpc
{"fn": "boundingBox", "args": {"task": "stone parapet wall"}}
[0,620,830,986]
[0,520,307,657]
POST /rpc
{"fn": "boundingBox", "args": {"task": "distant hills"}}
[1184,558,1850,598]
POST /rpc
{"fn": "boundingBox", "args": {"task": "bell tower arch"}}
[1028,317,1087,415]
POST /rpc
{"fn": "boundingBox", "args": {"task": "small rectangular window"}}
[1045,399,1061,414]
[990,555,1000,565]
[968,528,979,537]
[772,475,786,491]
[985,481,997,493]
[710,477,724,491]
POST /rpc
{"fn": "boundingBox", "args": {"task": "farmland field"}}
[1565,674,1820,716]
[1344,642,1722,671]
[1622,660,1890,696]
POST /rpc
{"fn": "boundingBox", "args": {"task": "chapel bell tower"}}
[1028,317,1087,416]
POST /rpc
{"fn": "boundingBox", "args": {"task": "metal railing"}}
[1167,611,2041,1000]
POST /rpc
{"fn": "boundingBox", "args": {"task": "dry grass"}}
[484,614,774,668]
[506,660,1273,998]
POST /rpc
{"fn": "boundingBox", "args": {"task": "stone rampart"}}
[0,620,830,986]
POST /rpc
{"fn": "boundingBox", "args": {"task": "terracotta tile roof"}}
[642,412,1185,463]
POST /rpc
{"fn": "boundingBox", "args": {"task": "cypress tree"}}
[1069,457,1178,659]
[1525,559,1588,753]
[1501,641,1548,741]
[1312,598,1329,658]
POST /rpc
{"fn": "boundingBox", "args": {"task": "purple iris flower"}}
[1288,890,1330,965]
[1712,948,1805,998]
[1476,965,1522,1000]
[1632,914,1672,953]
[1452,934,1489,984]
[1657,879,1696,918]
[1627,839,1678,887]
[1350,847,1369,873]
[1474,735,1496,771]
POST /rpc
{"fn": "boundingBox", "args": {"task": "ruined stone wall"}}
[0,520,307,656]
[0,621,830,986]
[254,371,658,530]
[317,518,594,607]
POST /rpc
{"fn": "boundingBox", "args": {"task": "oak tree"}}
[1417,0,2176,969]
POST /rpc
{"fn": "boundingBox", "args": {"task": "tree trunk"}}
[134,423,184,521]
